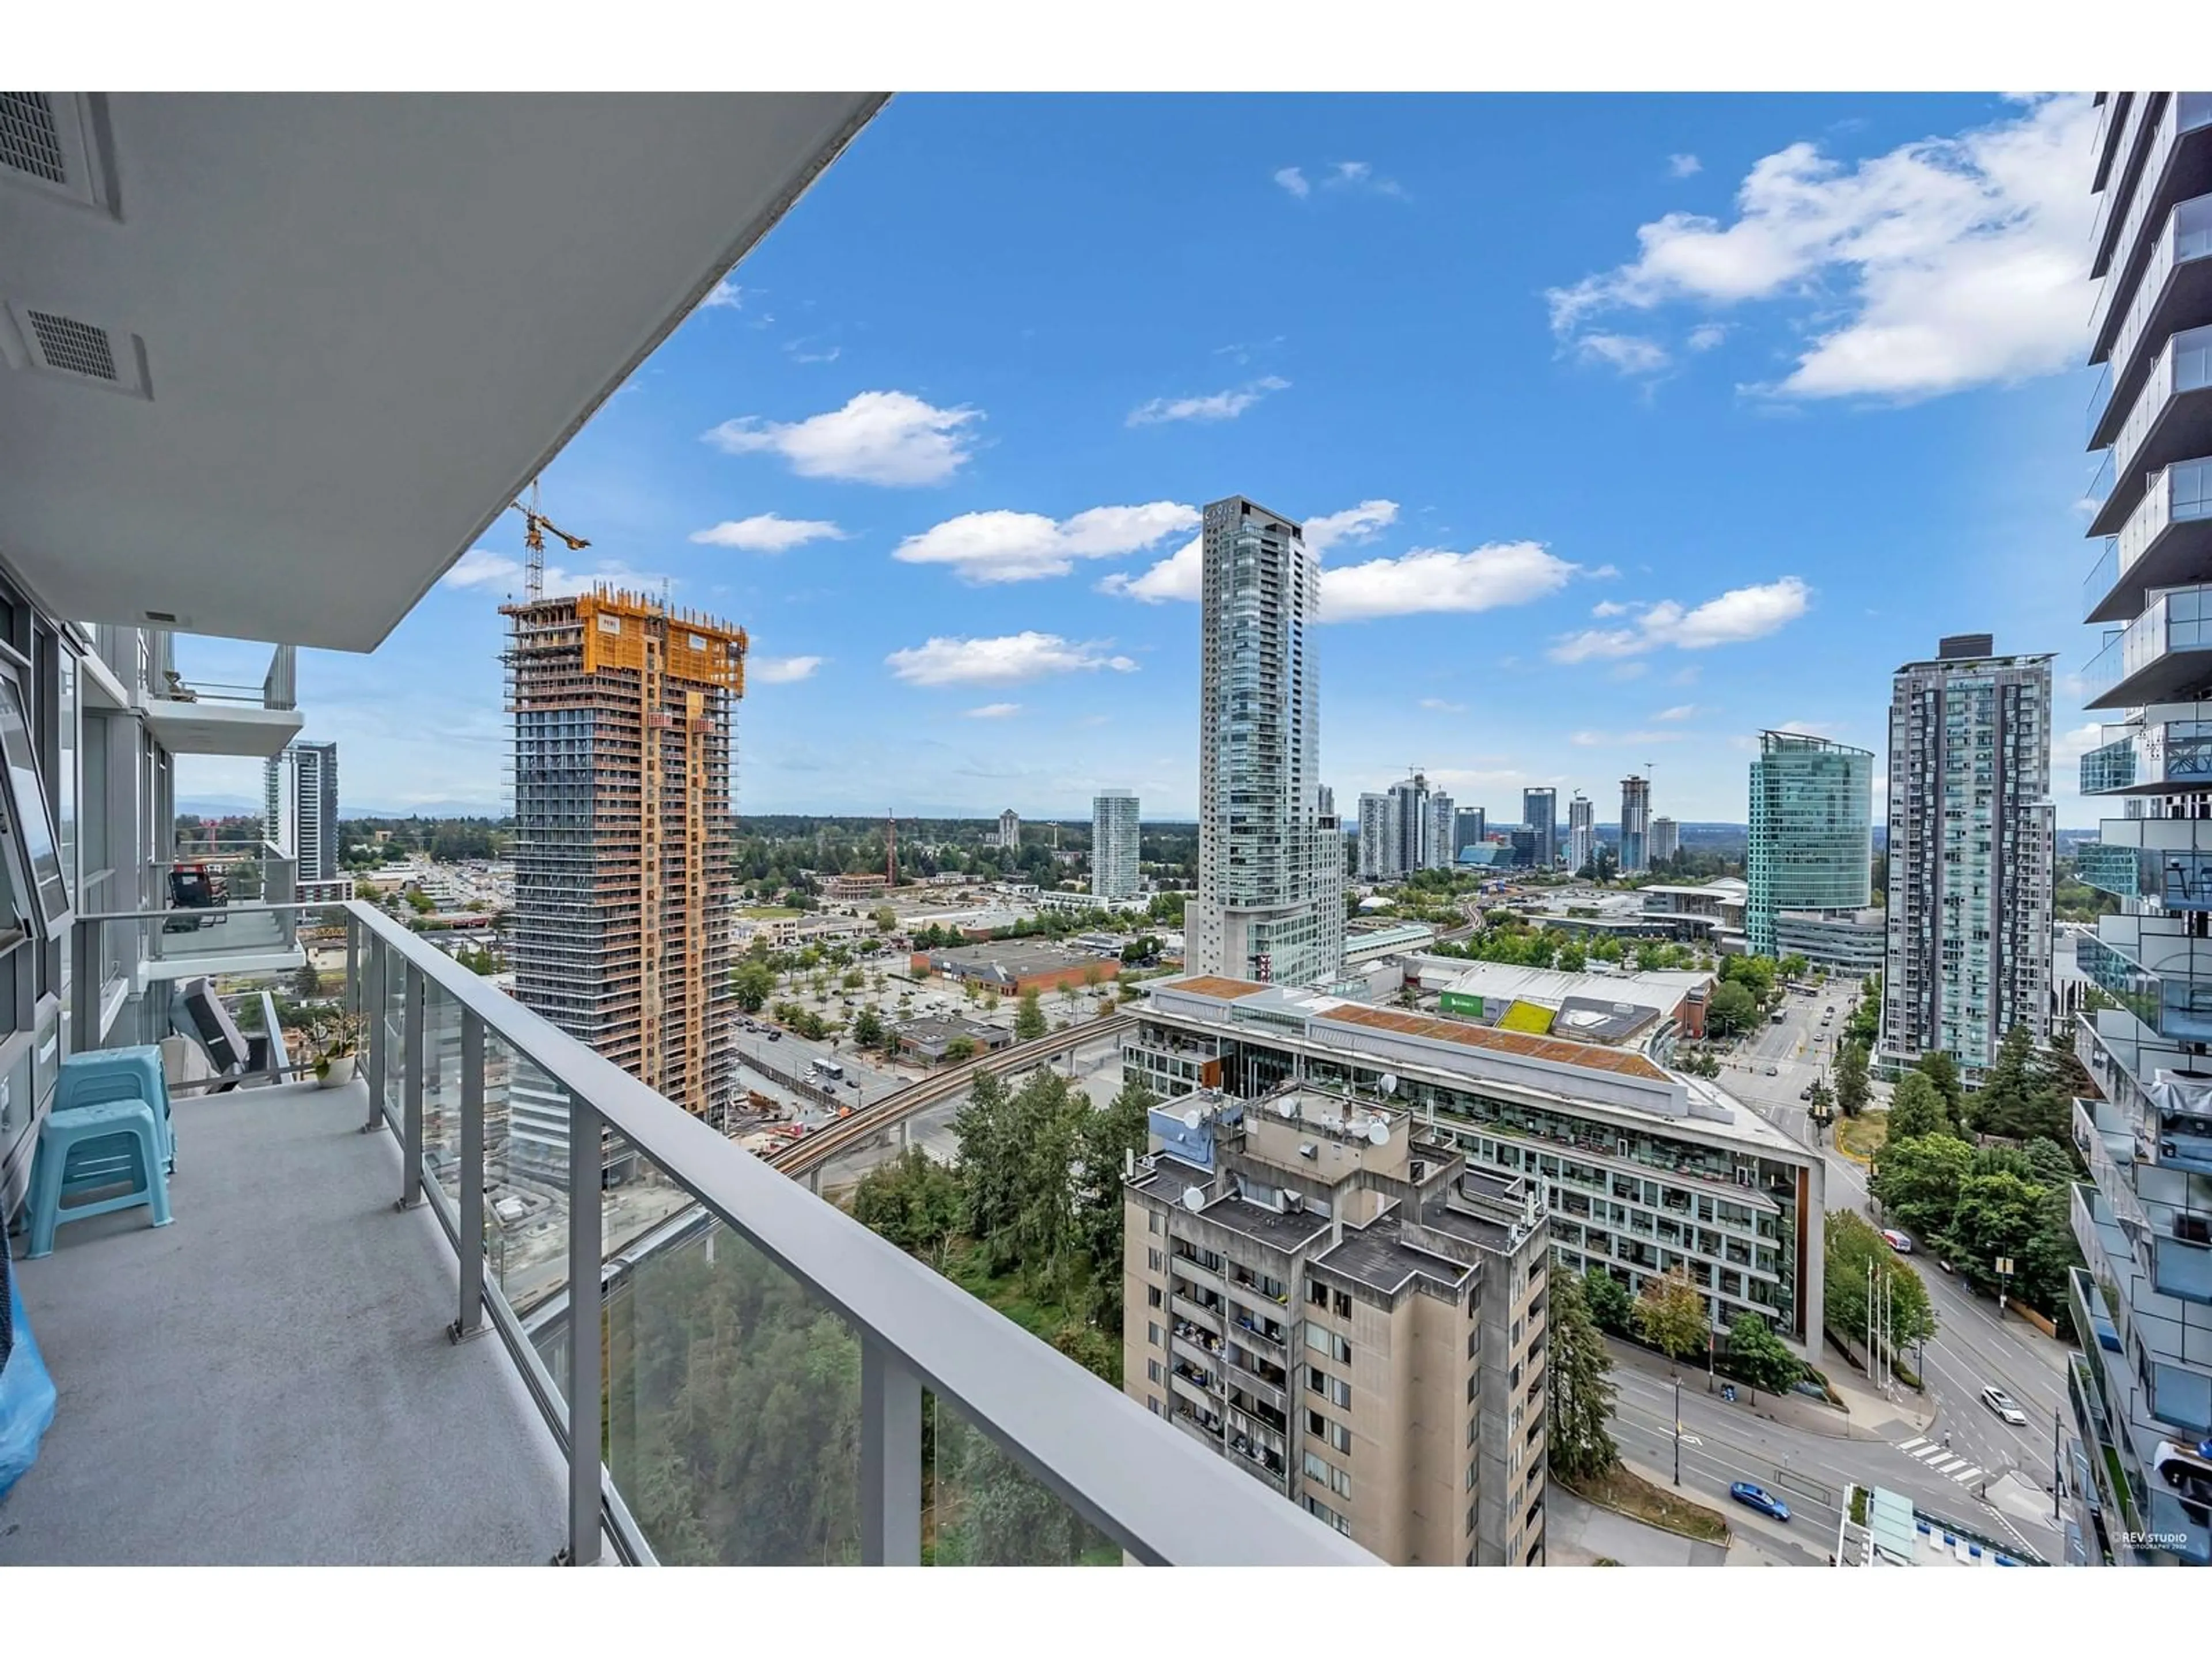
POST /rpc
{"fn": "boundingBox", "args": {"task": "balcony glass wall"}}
[2077,932,2212,1043]
[2083,581,2212,707]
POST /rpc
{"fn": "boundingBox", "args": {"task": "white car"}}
[1880,1228,1913,1253]
[1981,1386,2029,1427]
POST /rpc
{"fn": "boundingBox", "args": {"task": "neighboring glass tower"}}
[1880,634,2053,1080]
[264,739,339,881]
[1092,788,1141,899]
[2067,88,2212,1570]
[1566,792,1595,875]
[1618,775,1650,873]
[1745,730,1873,959]
[1522,786,1557,870]
[1192,496,1341,985]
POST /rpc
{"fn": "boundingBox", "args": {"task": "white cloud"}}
[1609,662,1650,681]
[688,514,848,553]
[965,702,1021,719]
[751,654,824,684]
[1336,161,1372,184]
[2054,721,2105,763]
[1127,377,1289,426]
[1100,512,1574,623]
[884,632,1138,687]
[897,502,1198,585]
[699,279,743,310]
[1549,576,1810,662]
[1686,323,1728,351]
[1654,704,1699,721]
[440,548,663,598]
[1420,698,1468,714]
[1547,94,2096,402]
[1274,166,1310,198]
[1278,160,1408,201]
[1323,543,1578,622]
[786,342,841,364]
[1574,332,1672,376]
[1668,153,1703,178]
[1591,600,1631,618]
[703,391,980,486]
[1571,729,1688,747]
[1304,499,1399,552]
[1775,719,1841,737]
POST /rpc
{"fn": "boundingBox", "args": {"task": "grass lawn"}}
[1836,1112,1888,1165]
[1561,1465,1732,1544]
[740,905,802,920]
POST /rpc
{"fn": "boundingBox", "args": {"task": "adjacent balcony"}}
[2079,714,2212,794]
[2090,196,2212,453]
[2075,836,2212,910]
[131,631,303,759]
[2082,456,2212,625]
[2090,93,2212,353]
[2081,581,2212,708]
[12,900,1374,1567]
[2075,931,2212,1044]
[2087,325,2212,540]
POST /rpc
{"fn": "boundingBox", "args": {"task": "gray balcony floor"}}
[1,1077,567,1565]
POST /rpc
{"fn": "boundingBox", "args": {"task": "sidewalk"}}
[1603,1332,1930,1442]
[1546,1474,1728,1567]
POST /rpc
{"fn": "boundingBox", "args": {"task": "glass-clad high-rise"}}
[2067,88,2212,1570]
[1745,730,1872,960]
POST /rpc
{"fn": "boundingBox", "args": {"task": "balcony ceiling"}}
[0,93,885,652]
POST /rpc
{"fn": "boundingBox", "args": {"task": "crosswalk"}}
[1897,1436,1983,1485]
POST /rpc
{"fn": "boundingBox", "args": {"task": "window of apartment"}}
[0,672,66,931]
[1148,1322,1160,1347]
[1147,1359,1161,1385]
[1147,1284,1162,1308]
[1147,1248,1162,1272]
[1309,1364,1326,1396]
[1468,1412,1479,1447]
[1466,1505,1477,1537]
[1148,1211,1160,1233]
[1330,1419,1351,1455]
[1332,1289,1351,1319]
[1149,1396,1160,1415]
[1467,1459,1478,1492]
[1329,1374,1351,1409]
[1468,1328,1480,1360]
[1303,1450,1331,1484]
[1308,1277,1330,1308]
[1467,1373,1479,1404]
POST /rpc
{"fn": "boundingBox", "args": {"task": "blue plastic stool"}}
[24,1099,172,1259]
[58,1046,174,1174]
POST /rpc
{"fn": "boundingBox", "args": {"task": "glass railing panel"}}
[486,1032,571,1331]
[419,974,457,1182]
[2080,736,2138,794]
[2083,536,2121,618]
[927,1393,1120,1566]
[601,1168,865,1565]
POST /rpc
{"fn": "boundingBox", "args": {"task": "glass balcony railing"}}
[2090,325,2212,540]
[2082,581,2212,708]
[2092,93,2212,347]
[2082,717,2212,796]
[2077,931,2212,1043]
[2077,834,2212,908]
[54,900,1373,1569]
[2084,456,2212,623]
[2089,90,2154,285]
[2095,195,2212,445]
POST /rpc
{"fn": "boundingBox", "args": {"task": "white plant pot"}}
[319,1054,358,1089]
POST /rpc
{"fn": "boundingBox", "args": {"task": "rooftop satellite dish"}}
[1181,1186,1206,1212]
[1378,1074,1399,1095]
[1368,1119,1390,1146]
[1181,1106,1203,1131]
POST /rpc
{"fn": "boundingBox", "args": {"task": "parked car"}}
[1764,1065,1779,1076]
[1799,1084,1814,1101]
[1729,1482,1790,1522]
[1982,1386,2029,1427]
[1881,1228,1914,1253]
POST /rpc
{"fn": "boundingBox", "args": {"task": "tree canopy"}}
[1633,1268,1709,1366]
[1546,1272,1619,1483]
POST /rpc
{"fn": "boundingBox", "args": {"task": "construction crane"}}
[506,481,592,601]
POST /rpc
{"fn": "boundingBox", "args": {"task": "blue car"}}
[1729,1482,1790,1522]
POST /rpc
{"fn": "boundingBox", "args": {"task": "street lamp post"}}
[1673,1376,1683,1487]
[1996,1254,2014,1316]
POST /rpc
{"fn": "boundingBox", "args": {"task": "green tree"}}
[951,1070,1020,1246]
[1966,1024,2071,1143]
[1884,1070,1955,1143]
[1824,1211,1938,1353]
[1724,1311,1802,1397]
[1806,1075,1835,1129]
[1581,1266,1635,1336]
[732,961,777,1014]
[850,1006,886,1050]
[1778,953,1810,983]
[842,968,866,990]
[1546,1272,1620,1483]
[1941,1169,2046,1291]
[1705,980,1759,1040]
[293,961,324,1001]
[1633,1267,1709,1370]
[1013,988,1048,1042]
[1873,1131,1975,1243]
[873,906,897,933]
[851,1148,963,1260]
[943,1036,977,1063]
[1835,1040,1870,1119]
[1915,1050,1964,1120]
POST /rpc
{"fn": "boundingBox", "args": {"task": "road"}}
[1605,1341,2062,1563]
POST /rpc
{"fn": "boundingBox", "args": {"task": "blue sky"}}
[180,92,2112,827]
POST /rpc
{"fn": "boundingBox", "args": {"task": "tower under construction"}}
[501,586,747,1181]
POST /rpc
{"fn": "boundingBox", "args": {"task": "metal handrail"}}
[342,900,1374,1569]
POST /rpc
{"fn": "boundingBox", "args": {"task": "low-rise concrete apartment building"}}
[1124,1082,1550,1565]
[1124,976,1825,1359]
[820,871,892,903]
[912,937,1122,997]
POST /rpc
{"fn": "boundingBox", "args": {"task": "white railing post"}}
[400,962,425,1210]
[453,1009,486,1342]
[564,1089,604,1566]
[860,1338,923,1565]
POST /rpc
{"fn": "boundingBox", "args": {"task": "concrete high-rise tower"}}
[1092,788,1141,900]
[1388,772,1433,875]
[2068,88,2212,1569]
[1881,635,2052,1079]
[264,740,339,882]
[1192,496,1340,985]
[1522,787,1558,870]
[1566,792,1595,876]
[502,586,745,1180]
[1618,775,1651,874]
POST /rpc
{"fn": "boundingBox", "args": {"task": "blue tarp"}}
[0,1227,58,1502]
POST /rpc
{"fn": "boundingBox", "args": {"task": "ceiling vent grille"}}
[0,93,67,185]
[0,92,115,213]
[26,309,118,382]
